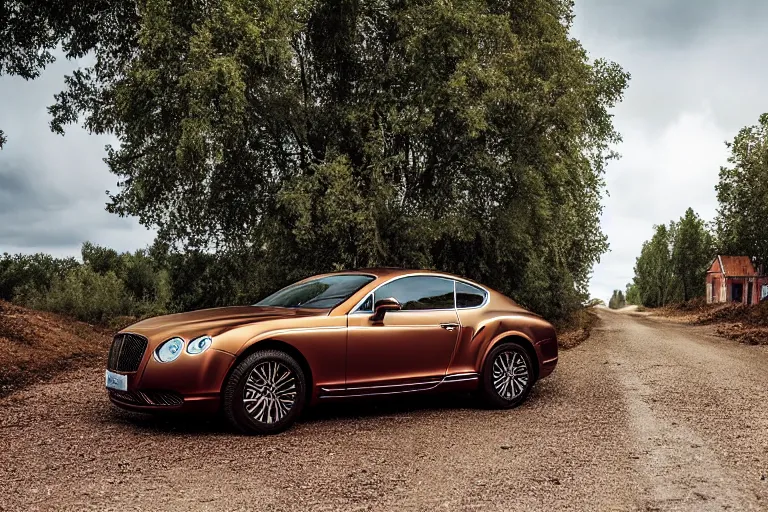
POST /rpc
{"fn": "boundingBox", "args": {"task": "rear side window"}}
[455,281,487,308]
[375,276,455,310]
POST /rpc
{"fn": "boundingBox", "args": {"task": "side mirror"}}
[370,297,402,323]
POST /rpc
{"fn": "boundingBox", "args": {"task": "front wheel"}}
[479,343,535,408]
[223,349,307,435]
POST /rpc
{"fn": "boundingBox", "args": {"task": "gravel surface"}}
[3,309,768,511]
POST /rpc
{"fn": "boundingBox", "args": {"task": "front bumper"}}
[106,347,236,414]
[108,390,222,414]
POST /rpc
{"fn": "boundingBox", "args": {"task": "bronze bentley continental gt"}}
[105,269,558,434]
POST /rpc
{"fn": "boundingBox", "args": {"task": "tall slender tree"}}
[632,224,682,308]
[671,208,714,301]
[625,282,641,305]
[628,208,714,307]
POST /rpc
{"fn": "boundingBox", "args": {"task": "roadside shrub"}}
[164,248,279,312]
[81,242,122,275]
[23,266,133,324]
[0,253,80,301]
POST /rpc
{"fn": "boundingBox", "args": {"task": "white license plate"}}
[105,370,128,391]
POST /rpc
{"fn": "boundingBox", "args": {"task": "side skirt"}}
[317,372,480,399]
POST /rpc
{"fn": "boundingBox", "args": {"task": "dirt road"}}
[3,309,768,511]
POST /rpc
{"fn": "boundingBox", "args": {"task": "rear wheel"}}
[479,343,534,408]
[223,349,306,435]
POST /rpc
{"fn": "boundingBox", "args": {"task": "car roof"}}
[326,267,481,284]
[325,267,425,277]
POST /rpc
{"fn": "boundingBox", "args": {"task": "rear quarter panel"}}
[450,294,557,378]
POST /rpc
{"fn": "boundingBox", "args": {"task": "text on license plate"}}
[105,370,128,391]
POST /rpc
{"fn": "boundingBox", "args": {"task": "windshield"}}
[255,274,375,309]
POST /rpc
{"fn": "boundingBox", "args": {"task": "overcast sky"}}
[572,0,768,302]
[1,1,767,302]
[0,56,156,256]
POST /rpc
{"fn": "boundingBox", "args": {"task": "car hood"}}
[121,305,329,341]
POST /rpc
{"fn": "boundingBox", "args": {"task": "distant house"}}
[706,255,768,305]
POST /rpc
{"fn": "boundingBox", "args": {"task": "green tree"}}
[625,282,641,305]
[671,208,714,301]
[0,0,137,147]
[82,242,122,275]
[608,289,626,309]
[4,0,629,320]
[0,252,79,301]
[716,114,768,267]
[632,224,682,308]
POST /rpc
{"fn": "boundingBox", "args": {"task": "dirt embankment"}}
[555,307,599,350]
[654,297,768,345]
[0,300,112,396]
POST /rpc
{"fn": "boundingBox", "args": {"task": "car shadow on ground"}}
[104,392,483,436]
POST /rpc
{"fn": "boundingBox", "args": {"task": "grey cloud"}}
[575,0,768,132]
[576,0,768,47]
[0,159,148,250]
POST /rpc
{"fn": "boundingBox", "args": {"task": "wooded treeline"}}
[1,0,629,322]
[0,243,278,324]
[626,113,768,308]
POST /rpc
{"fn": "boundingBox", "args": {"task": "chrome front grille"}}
[107,333,148,372]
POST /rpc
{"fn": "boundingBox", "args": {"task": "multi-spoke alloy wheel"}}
[223,349,306,435]
[492,351,529,400]
[243,361,297,424]
[480,343,535,408]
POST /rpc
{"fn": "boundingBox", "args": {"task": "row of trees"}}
[0,0,629,321]
[626,208,713,308]
[0,242,290,324]
[625,111,768,308]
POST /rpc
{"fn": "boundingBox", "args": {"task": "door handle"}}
[440,323,459,331]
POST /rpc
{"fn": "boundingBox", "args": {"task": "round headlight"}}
[155,337,184,363]
[187,335,212,355]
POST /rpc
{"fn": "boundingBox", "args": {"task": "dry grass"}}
[0,300,112,396]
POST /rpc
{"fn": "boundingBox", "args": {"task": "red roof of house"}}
[714,255,757,277]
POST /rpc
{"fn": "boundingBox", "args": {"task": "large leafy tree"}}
[0,0,138,147]
[671,208,714,301]
[716,114,768,268]
[4,0,628,319]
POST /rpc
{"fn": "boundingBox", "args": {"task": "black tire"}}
[223,349,307,435]
[479,342,535,409]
